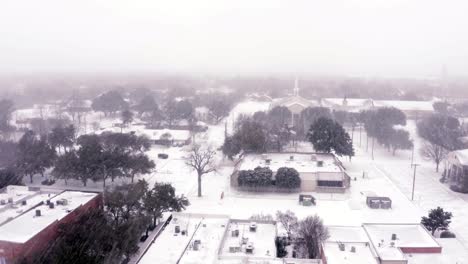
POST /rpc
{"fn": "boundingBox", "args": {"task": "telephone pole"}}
[411,164,420,201]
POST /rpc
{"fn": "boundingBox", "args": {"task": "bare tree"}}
[186,145,216,197]
[420,141,447,172]
[276,210,298,239]
[297,215,329,259]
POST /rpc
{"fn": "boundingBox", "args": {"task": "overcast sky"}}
[1,0,467,78]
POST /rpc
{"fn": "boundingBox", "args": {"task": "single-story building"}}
[445,149,468,192]
[233,152,350,193]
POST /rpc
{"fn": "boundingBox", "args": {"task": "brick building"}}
[0,190,101,264]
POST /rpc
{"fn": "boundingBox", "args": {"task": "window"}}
[317,180,343,187]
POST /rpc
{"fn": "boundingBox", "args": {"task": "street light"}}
[411,163,420,201]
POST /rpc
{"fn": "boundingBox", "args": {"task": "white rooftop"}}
[179,217,230,264]
[0,191,98,243]
[363,224,440,261]
[139,214,203,264]
[451,149,468,165]
[324,242,378,264]
[238,153,343,174]
[221,220,277,259]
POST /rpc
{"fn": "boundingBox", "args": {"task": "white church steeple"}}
[293,77,300,96]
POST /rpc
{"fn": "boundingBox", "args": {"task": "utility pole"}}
[411,164,420,201]
[410,144,415,166]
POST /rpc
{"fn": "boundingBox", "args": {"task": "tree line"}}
[0,125,156,189]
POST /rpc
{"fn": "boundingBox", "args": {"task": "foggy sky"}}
[1,0,467,78]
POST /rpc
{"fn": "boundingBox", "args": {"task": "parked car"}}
[158,153,169,159]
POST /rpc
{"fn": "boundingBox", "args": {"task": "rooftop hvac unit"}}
[265,159,271,165]
[46,200,51,205]
[175,225,180,233]
[0,200,5,205]
[35,209,41,217]
[290,155,294,161]
[49,203,55,209]
[317,160,324,167]
[350,246,356,253]
[56,199,68,206]
[249,222,257,232]
[7,198,13,203]
[339,243,345,251]
[22,200,27,206]
[231,229,240,237]
[391,234,397,240]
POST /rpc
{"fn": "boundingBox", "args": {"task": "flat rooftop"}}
[0,186,60,225]
[238,153,343,174]
[139,214,230,264]
[363,224,440,261]
[327,226,371,243]
[0,191,98,243]
[324,242,378,264]
[179,217,230,264]
[220,220,277,259]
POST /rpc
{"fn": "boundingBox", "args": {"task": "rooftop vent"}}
[35,209,41,217]
[350,246,356,253]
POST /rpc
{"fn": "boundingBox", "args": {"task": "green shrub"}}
[275,167,301,189]
[440,231,456,238]
[238,167,273,187]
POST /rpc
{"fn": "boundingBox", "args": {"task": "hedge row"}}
[238,166,301,189]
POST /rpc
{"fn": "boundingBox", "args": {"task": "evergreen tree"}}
[275,167,301,189]
[421,207,453,236]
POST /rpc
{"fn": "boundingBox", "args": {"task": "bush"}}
[440,231,456,238]
[450,185,468,194]
[276,167,301,189]
[275,237,288,258]
[238,167,273,187]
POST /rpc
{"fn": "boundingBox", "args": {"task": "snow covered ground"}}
[15,99,468,261]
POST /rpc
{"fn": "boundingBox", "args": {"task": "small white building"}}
[445,149,468,192]
[234,152,350,193]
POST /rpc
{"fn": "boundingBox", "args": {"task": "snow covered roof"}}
[139,213,230,264]
[220,219,277,259]
[238,153,344,174]
[406,238,468,264]
[363,224,440,261]
[135,128,191,141]
[449,149,468,165]
[271,96,321,109]
[323,242,378,264]
[0,191,98,243]
[373,100,434,112]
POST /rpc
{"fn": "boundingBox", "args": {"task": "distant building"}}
[445,149,468,192]
[233,152,350,193]
[0,187,101,264]
[269,80,436,120]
